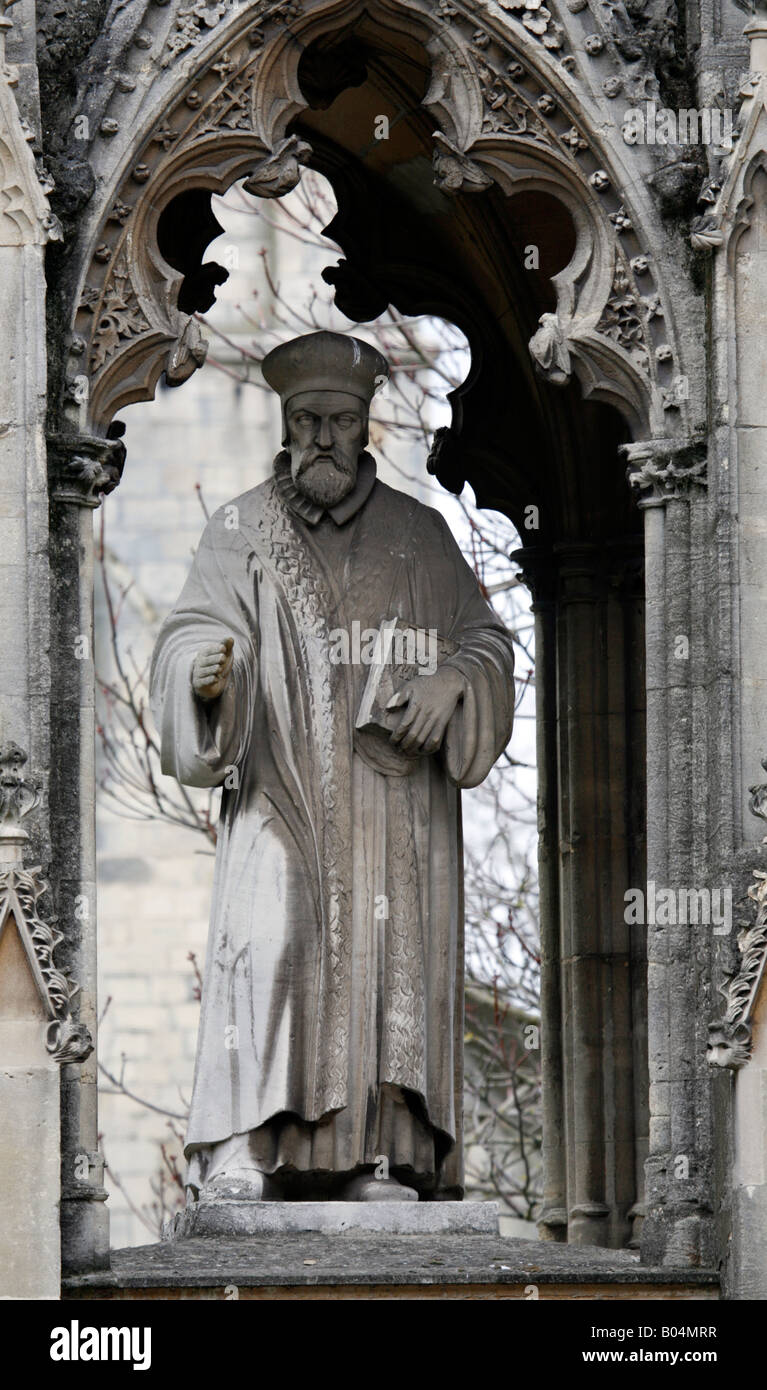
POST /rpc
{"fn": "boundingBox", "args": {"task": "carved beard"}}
[291,446,358,508]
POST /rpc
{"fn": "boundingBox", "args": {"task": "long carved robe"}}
[150,459,515,1195]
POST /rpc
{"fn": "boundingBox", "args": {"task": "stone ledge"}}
[164,1200,500,1239]
[63,1234,721,1300]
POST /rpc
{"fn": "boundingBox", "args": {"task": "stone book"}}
[355,617,458,737]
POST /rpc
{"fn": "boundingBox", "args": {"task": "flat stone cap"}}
[261,331,389,406]
[63,1233,721,1296]
[164,1200,500,1240]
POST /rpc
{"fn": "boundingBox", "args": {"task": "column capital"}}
[510,546,558,604]
[621,437,707,508]
[512,538,644,600]
[47,431,126,508]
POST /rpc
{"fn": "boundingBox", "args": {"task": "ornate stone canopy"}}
[46,0,703,532]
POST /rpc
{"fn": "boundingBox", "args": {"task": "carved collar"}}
[273,451,377,526]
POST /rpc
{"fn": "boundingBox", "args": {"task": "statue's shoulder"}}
[370,480,454,544]
[204,479,275,539]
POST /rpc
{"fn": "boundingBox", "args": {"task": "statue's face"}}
[286,390,366,508]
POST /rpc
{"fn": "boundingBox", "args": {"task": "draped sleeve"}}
[436,515,516,790]
[149,514,258,789]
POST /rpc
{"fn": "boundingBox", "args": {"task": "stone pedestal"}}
[164,1200,500,1240]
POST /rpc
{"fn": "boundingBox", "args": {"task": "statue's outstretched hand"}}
[387,666,465,756]
[192,636,234,701]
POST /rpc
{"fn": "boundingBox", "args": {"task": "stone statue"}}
[150,330,515,1205]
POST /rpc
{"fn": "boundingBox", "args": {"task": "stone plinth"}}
[63,1234,721,1301]
[164,1200,500,1240]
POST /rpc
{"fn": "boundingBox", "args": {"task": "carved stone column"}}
[515,550,566,1242]
[0,0,89,1296]
[46,436,124,1275]
[516,536,647,1249]
[699,9,767,1293]
[623,437,715,1268]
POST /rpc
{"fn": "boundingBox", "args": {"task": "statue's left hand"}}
[387,666,466,756]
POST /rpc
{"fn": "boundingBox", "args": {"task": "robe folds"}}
[150,466,515,1193]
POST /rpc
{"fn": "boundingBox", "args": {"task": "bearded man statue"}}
[150,330,516,1207]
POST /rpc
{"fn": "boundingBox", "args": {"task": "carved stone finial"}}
[320,260,389,322]
[529,312,572,385]
[0,0,20,49]
[745,5,767,75]
[432,133,493,194]
[243,136,313,200]
[690,215,724,251]
[426,425,452,476]
[46,1016,94,1065]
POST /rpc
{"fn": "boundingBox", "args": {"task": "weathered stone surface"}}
[164,1201,500,1240]
[150,330,516,1205]
[0,1065,60,1299]
[63,1232,719,1298]
[3,0,766,1305]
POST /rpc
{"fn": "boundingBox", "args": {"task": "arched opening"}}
[276,22,648,1250]
[93,168,545,1241]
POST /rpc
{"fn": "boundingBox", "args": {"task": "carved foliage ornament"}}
[707,758,767,1071]
[433,132,494,191]
[48,432,127,508]
[496,0,567,51]
[0,4,62,248]
[596,258,651,373]
[622,439,707,505]
[0,744,92,1064]
[161,0,239,70]
[80,258,149,375]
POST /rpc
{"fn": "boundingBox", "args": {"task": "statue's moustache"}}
[297,447,354,477]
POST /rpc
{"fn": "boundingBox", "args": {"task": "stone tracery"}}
[52,0,694,449]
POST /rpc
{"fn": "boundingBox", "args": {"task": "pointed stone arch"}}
[50,0,698,448]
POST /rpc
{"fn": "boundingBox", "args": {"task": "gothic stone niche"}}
[42,0,714,1276]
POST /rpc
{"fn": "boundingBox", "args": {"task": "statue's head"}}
[262,331,389,508]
